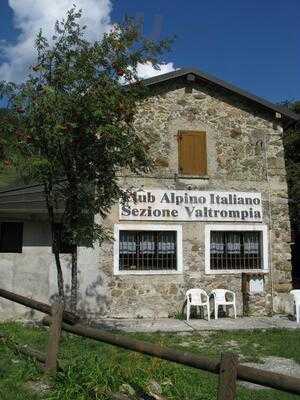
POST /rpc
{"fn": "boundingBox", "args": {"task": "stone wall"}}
[0,80,294,320]
[98,81,293,318]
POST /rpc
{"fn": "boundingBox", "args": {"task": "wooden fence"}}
[1,287,300,400]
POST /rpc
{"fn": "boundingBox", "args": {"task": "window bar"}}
[250,233,252,269]
[126,231,129,270]
[143,231,146,270]
[172,232,174,270]
[128,231,131,270]
[174,231,177,270]
[224,232,227,271]
[157,231,159,270]
[255,232,258,269]
[172,232,175,270]
[136,231,139,270]
[220,231,222,270]
[218,231,221,270]
[119,232,122,270]
[164,232,166,270]
[166,232,168,270]
[169,233,171,270]
[128,232,131,270]
[135,231,138,270]
[162,231,164,270]
[144,232,146,270]
[143,232,147,271]
[152,231,155,270]
[231,232,234,270]
[122,231,125,270]
[148,232,150,270]
[219,231,222,270]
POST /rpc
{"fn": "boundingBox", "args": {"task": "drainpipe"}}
[263,122,284,316]
[263,132,274,315]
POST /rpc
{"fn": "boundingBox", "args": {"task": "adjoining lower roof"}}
[143,68,299,122]
[0,183,63,215]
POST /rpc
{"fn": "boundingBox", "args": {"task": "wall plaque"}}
[119,189,263,222]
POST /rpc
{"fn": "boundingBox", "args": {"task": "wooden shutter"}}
[178,131,207,175]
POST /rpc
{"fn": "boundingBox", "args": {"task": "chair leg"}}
[215,304,218,320]
[187,304,190,321]
[233,304,237,319]
[207,304,210,321]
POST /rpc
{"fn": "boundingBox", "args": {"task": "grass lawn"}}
[0,322,300,400]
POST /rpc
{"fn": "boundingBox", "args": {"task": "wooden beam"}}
[42,318,300,396]
[0,287,79,325]
[45,303,64,376]
[218,353,238,400]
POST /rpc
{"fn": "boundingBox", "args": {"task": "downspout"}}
[263,131,274,315]
[263,121,284,315]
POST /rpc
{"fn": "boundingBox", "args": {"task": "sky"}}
[0,0,299,103]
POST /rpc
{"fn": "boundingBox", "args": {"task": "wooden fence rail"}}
[0,288,78,324]
[45,303,64,376]
[42,316,300,396]
[218,353,238,400]
[1,288,300,399]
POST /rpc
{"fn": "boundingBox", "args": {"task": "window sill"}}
[177,174,209,180]
[114,270,183,276]
[205,269,269,275]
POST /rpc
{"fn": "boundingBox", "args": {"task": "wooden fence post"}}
[44,302,64,376]
[217,352,238,400]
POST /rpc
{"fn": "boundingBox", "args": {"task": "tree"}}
[0,102,23,188]
[281,101,300,286]
[0,7,172,309]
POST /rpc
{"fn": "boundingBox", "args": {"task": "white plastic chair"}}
[186,289,210,321]
[210,289,236,319]
[290,290,300,323]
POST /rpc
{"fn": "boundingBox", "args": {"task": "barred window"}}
[119,230,177,271]
[210,231,262,270]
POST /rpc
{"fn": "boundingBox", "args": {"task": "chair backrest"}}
[186,289,208,305]
[210,289,228,302]
[290,290,300,302]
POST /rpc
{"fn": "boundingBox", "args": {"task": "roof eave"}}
[142,68,299,122]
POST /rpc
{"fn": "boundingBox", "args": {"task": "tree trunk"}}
[53,247,65,301]
[44,182,65,302]
[70,248,78,312]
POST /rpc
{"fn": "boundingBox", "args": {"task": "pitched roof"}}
[142,68,299,122]
[0,183,63,215]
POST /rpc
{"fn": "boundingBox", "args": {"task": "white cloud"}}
[0,1,176,82]
[0,0,112,82]
[136,62,177,79]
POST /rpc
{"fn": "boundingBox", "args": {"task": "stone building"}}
[0,68,298,320]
